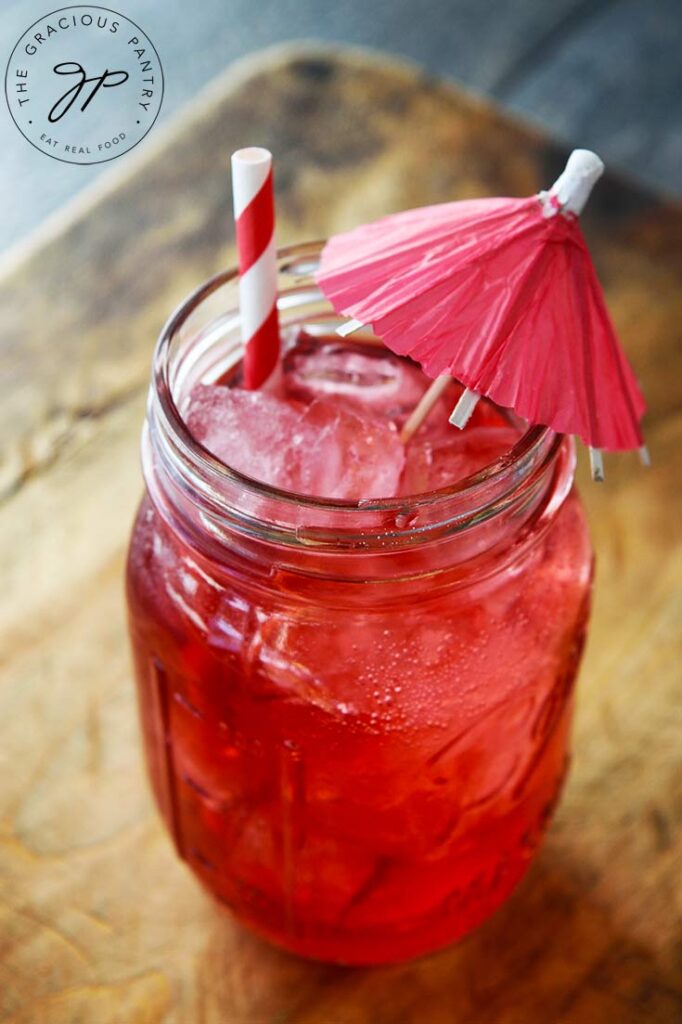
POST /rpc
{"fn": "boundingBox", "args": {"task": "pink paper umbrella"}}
[316,150,647,480]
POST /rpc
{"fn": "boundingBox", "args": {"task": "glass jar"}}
[126,242,593,965]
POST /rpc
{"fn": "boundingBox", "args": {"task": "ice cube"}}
[185,384,404,500]
[292,398,404,500]
[400,426,520,495]
[282,335,426,420]
[185,385,305,487]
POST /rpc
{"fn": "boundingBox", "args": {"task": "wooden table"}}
[1,45,680,1024]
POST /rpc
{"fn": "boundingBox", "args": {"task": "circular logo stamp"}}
[5,5,164,164]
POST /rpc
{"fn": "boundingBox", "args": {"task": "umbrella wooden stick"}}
[400,375,451,443]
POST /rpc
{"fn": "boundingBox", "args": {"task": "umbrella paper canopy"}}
[316,150,646,476]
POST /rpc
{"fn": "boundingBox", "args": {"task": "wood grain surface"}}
[1,45,681,1024]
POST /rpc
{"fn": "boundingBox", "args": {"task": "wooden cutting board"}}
[1,44,680,1024]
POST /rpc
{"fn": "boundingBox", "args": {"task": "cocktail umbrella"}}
[316,150,647,480]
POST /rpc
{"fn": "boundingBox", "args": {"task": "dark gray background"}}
[2,0,680,256]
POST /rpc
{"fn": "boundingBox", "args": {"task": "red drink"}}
[127,248,592,964]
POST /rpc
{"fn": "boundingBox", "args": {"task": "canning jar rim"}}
[148,241,567,546]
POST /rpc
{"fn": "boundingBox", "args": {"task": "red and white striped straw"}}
[231,147,280,389]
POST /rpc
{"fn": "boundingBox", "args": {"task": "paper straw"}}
[231,147,280,389]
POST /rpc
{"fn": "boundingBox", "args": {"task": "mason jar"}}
[126,242,593,965]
